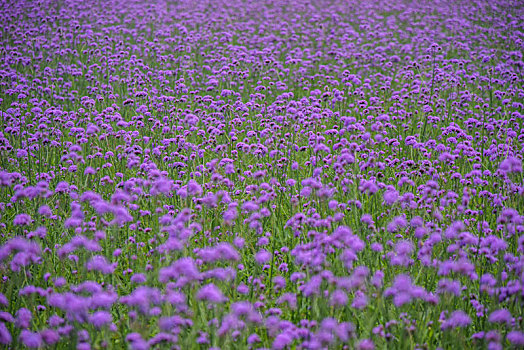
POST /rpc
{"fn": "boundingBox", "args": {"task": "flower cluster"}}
[0,0,523,349]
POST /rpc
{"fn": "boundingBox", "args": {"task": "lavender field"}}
[0,0,523,348]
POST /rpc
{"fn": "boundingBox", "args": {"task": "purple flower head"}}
[330,290,348,306]
[223,208,238,224]
[371,270,384,288]
[126,333,149,350]
[0,323,11,345]
[351,292,368,310]
[255,249,271,264]
[389,240,414,267]
[499,156,522,173]
[86,255,116,274]
[13,213,32,226]
[198,243,240,263]
[277,293,297,310]
[441,310,471,330]
[77,342,91,350]
[233,237,245,249]
[158,257,200,286]
[48,315,64,327]
[384,274,430,307]
[273,332,294,350]
[217,314,241,337]
[445,221,465,240]
[151,177,174,196]
[361,214,374,226]
[19,330,42,348]
[40,329,60,345]
[437,279,462,297]
[0,312,13,323]
[38,205,53,217]
[0,293,8,307]
[197,283,227,303]
[272,276,286,290]
[131,273,147,284]
[247,333,260,344]
[357,338,374,350]
[383,189,399,205]
[507,331,524,346]
[488,309,512,324]
[187,180,203,196]
[120,287,162,315]
[230,301,261,323]
[15,308,32,329]
[387,216,408,233]
[89,311,112,329]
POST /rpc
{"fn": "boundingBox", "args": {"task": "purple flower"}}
[384,274,430,307]
[126,333,149,350]
[196,283,227,303]
[131,274,147,284]
[37,205,53,217]
[437,279,462,297]
[488,309,512,324]
[301,275,323,297]
[277,293,297,310]
[158,258,200,286]
[217,314,240,336]
[247,333,260,344]
[48,315,64,327]
[0,293,8,307]
[15,308,32,329]
[149,332,177,346]
[0,323,11,345]
[351,292,368,310]
[370,243,383,252]
[19,330,43,348]
[255,249,271,264]
[371,270,384,288]
[499,156,522,173]
[40,329,60,345]
[77,342,91,350]
[238,303,262,323]
[84,167,96,175]
[55,181,70,193]
[151,177,173,196]
[0,312,13,323]
[89,311,112,328]
[198,243,240,263]
[13,213,32,226]
[187,180,203,196]
[444,221,465,240]
[441,310,471,330]
[233,237,245,249]
[507,331,524,346]
[54,277,67,288]
[386,216,408,233]
[242,201,259,212]
[272,276,286,290]
[120,287,161,314]
[383,189,399,205]
[273,332,293,349]
[86,255,116,274]
[223,208,238,224]
[361,214,375,227]
[389,240,414,267]
[357,338,374,350]
[330,290,348,306]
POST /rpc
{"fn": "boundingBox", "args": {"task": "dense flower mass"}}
[0,0,523,349]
